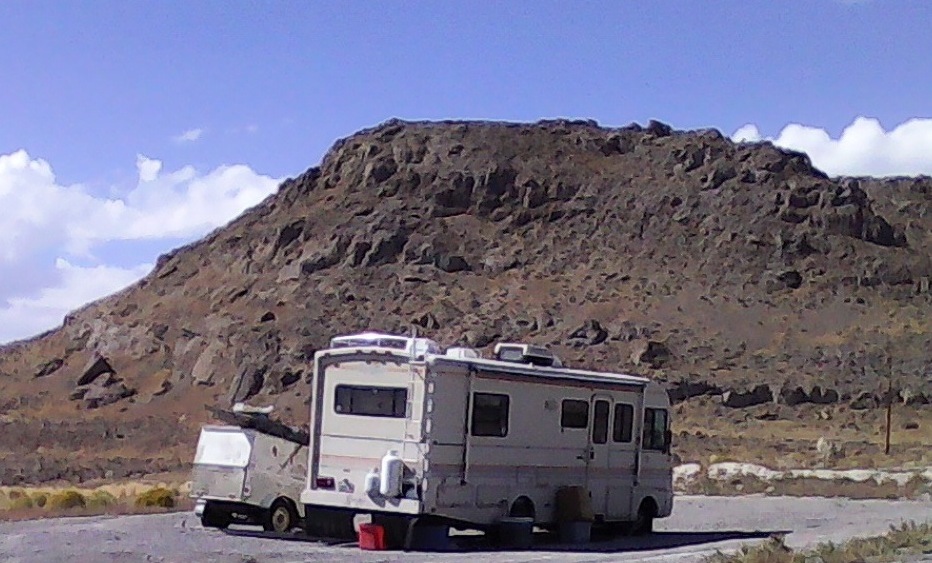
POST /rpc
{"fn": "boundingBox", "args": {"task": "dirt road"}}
[1,496,930,563]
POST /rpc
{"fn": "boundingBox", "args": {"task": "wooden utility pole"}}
[884,352,893,456]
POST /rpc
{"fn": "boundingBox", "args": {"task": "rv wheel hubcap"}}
[272,507,290,531]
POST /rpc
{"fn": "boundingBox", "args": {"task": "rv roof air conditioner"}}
[445,347,482,360]
[329,332,442,359]
[493,342,562,368]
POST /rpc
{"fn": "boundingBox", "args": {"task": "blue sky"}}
[1,0,931,343]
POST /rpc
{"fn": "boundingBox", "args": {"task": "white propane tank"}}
[379,449,403,497]
[364,468,381,497]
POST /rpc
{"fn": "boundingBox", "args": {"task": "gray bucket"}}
[497,516,535,549]
[407,522,451,551]
[558,520,591,544]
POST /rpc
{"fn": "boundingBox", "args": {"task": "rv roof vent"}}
[493,342,562,368]
[445,347,482,360]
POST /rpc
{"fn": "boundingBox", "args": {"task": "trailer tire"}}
[264,498,298,533]
[200,503,231,530]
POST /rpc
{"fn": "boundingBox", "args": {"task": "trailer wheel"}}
[200,502,231,529]
[264,498,298,533]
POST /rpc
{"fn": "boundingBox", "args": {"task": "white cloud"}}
[732,124,762,143]
[0,149,280,261]
[0,149,282,343]
[173,128,203,143]
[731,116,932,177]
[136,154,162,182]
[0,259,152,344]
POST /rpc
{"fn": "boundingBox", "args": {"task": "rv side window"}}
[334,385,407,418]
[642,408,669,451]
[592,400,610,444]
[471,393,509,437]
[613,403,634,443]
[561,399,589,429]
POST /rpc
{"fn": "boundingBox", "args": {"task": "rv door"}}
[586,394,612,517]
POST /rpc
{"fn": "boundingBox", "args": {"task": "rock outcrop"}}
[0,117,929,483]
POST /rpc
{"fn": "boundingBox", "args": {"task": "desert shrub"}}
[9,495,35,510]
[6,488,27,501]
[29,492,48,508]
[134,487,175,509]
[47,490,87,510]
[87,490,118,510]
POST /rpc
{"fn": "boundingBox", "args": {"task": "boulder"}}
[83,382,136,410]
[850,392,878,410]
[34,358,64,378]
[568,319,608,346]
[191,342,229,386]
[765,269,803,292]
[722,385,773,408]
[631,340,672,368]
[667,380,722,403]
[77,355,115,386]
[810,386,839,404]
[780,386,809,406]
[435,254,471,273]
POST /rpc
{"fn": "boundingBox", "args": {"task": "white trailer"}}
[299,334,674,545]
[190,424,307,533]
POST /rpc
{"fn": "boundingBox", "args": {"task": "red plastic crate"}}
[357,523,387,550]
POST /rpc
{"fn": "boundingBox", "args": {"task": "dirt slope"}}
[0,118,929,484]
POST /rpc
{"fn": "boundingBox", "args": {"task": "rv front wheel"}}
[630,499,656,536]
[264,499,298,533]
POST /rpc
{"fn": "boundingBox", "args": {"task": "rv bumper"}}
[300,489,422,515]
[193,499,206,518]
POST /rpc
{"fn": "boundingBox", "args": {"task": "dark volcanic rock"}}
[34,358,64,378]
[723,385,773,408]
[569,320,609,346]
[632,340,672,369]
[0,117,930,483]
[77,355,115,386]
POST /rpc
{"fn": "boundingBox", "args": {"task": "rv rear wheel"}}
[264,499,298,533]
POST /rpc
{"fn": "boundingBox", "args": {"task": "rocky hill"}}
[0,118,929,484]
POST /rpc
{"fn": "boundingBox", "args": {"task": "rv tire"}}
[264,498,298,533]
[630,499,656,536]
[304,506,356,540]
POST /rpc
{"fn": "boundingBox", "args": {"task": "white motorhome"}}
[300,333,673,545]
[191,408,308,533]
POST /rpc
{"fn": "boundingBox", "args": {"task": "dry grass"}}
[673,401,931,471]
[704,521,932,562]
[0,482,193,521]
[679,470,931,500]
[134,487,176,509]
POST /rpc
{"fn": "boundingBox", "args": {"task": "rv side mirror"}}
[664,430,673,454]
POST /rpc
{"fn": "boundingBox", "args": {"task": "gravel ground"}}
[1,496,931,563]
